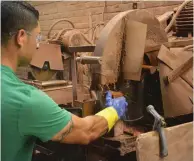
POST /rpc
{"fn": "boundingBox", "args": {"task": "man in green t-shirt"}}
[1,2,128,161]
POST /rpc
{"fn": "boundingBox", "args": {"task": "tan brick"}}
[39,7,104,22]
[70,16,89,24]
[152,4,179,15]
[44,22,89,30]
[92,14,103,23]
[30,1,53,6]
[39,19,55,27]
[40,25,50,31]
[85,1,105,8]
[106,1,122,6]
[58,7,104,18]
[39,14,54,21]
[106,4,122,13]
[40,15,89,27]
[75,23,89,29]
[56,1,105,13]
[105,3,134,13]
[119,3,133,12]
[35,2,57,15]
[138,1,165,9]
[104,12,120,21]
[164,1,182,6]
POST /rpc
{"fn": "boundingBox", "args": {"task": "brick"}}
[106,1,121,6]
[40,15,89,27]
[138,1,165,9]
[164,1,182,6]
[92,14,104,23]
[30,1,53,6]
[70,16,89,23]
[119,3,133,11]
[85,1,105,8]
[75,23,89,29]
[35,2,57,15]
[106,4,122,13]
[104,12,120,21]
[39,19,55,26]
[152,4,179,15]
[39,14,54,21]
[121,1,133,4]
[44,22,88,30]
[56,1,104,13]
[39,7,105,22]
[40,25,50,31]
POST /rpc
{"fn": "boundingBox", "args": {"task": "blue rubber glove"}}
[105,91,128,119]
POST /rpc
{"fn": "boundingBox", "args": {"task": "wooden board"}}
[136,122,193,161]
[42,85,91,105]
[30,43,64,70]
[123,20,147,80]
[158,45,193,117]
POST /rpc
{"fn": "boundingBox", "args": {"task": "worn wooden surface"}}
[92,10,127,85]
[158,45,193,117]
[123,20,147,80]
[30,44,63,70]
[136,122,193,161]
[42,85,91,105]
[166,56,193,85]
[92,9,167,86]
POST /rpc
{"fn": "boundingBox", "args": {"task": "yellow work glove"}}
[96,91,128,132]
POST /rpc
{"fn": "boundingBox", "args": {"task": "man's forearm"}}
[55,114,108,144]
[53,105,120,144]
[83,115,108,141]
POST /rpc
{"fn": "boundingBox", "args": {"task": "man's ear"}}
[15,29,26,48]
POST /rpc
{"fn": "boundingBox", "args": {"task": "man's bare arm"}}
[51,114,108,144]
[51,92,127,144]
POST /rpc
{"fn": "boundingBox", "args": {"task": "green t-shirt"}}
[1,65,71,161]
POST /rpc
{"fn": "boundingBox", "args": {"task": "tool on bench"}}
[146,105,168,158]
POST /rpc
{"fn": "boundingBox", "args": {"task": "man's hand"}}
[105,91,128,119]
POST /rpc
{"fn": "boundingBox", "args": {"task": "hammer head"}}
[146,105,166,127]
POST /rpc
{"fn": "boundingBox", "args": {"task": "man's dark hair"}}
[1,1,39,46]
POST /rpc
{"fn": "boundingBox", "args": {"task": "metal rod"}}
[76,56,102,64]
[71,52,78,106]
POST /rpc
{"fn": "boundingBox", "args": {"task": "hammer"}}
[146,105,168,158]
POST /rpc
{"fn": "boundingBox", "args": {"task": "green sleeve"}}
[18,88,71,142]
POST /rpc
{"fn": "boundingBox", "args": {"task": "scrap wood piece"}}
[159,61,193,117]
[144,38,193,53]
[164,56,193,85]
[158,45,193,117]
[41,84,91,105]
[136,122,193,161]
[158,45,193,87]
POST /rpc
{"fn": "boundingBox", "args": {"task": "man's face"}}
[17,22,41,66]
